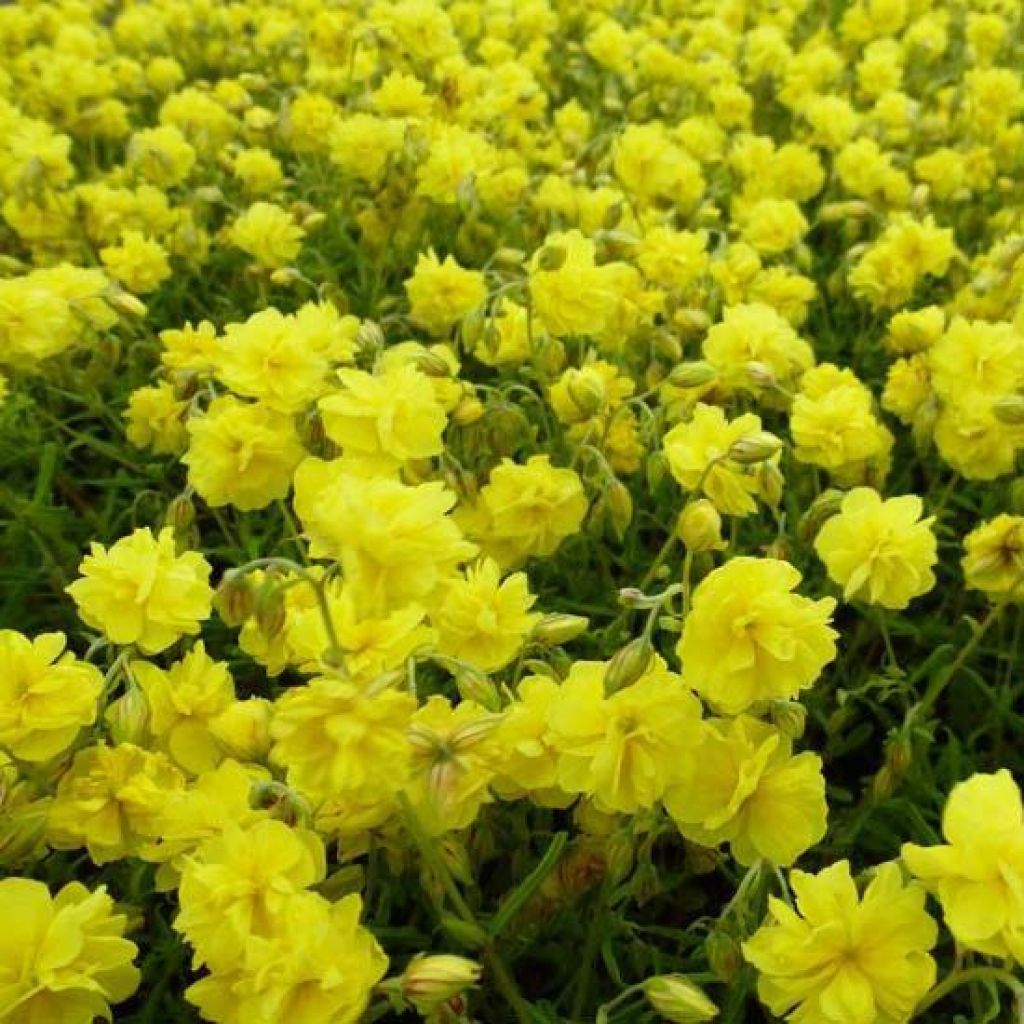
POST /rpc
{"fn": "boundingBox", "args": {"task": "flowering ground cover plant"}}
[1,0,1024,1021]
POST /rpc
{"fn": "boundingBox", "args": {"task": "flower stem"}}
[913,965,1024,1018]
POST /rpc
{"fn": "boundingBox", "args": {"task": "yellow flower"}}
[743,861,937,1024]
[404,251,487,335]
[319,364,447,463]
[185,892,387,1024]
[124,382,188,454]
[183,397,306,511]
[678,558,837,714]
[434,558,541,672]
[0,631,102,762]
[664,716,827,866]
[269,677,416,801]
[814,488,937,609]
[0,878,139,1024]
[404,695,501,835]
[663,404,782,517]
[49,743,185,864]
[66,527,213,654]
[132,643,236,774]
[702,303,814,395]
[213,307,330,413]
[962,514,1024,599]
[293,458,477,612]
[737,197,809,255]
[928,317,1024,404]
[902,770,1024,962]
[160,319,217,374]
[229,201,304,269]
[174,819,326,972]
[460,455,588,567]
[100,230,171,294]
[547,658,703,814]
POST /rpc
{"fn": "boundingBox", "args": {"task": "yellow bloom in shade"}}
[663,716,827,866]
[318,364,447,463]
[100,230,171,294]
[0,878,140,1024]
[814,488,937,609]
[184,397,306,511]
[124,382,188,455]
[174,819,326,972]
[48,743,186,865]
[404,251,487,335]
[547,657,703,814]
[678,558,838,715]
[902,770,1024,962]
[66,527,213,654]
[132,643,236,774]
[460,455,588,567]
[962,515,1024,600]
[435,558,541,672]
[293,458,477,612]
[743,861,937,1024]
[0,631,102,762]
[229,201,304,269]
[269,677,416,801]
[185,891,387,1024]
[663,404,781,517]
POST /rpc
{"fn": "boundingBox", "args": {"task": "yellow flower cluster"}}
[0,0,1023,1020]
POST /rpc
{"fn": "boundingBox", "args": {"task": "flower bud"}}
[270,267,300,286]
[255,580,288,639]
[675,499,724,552]
[667,360,717,390]
[413,349,453,378]
[745,360,778,389]
[455,668,501,712]
[604,637,653,695]
[605,479,633,540]
[567,374,606,417]
[798,489,844,543]
[769,700,807,740]
[209,698,273,760]
[108,290,148,318]
[214,572,256,627]
[673,308,711,334]
[872,764,896,801]
[105,686,150,746]
[401,955,482,1013]
[993,395,1024,425]
[164,493,196,532]
[532,613,589,646]
[452,394,485,426]
[493,246,526,267]
[355,319,385,352]
[728,431,783,465]
[884,731,913,777]
[644,975,719,1022]
[818,200,873,223]
[705,928,743,982]
[250,779,311,826]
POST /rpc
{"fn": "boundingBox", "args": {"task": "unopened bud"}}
[667,361,717,390]
[705,928,743,982]
[567,374,606,417]
[250,780,311,826]
[536,245,567,272]
[108,290,148,318]
[884,732,913,777]
[912,397,939,454]
[676,499,724,552]
[302,211,326,231]
[451,394,484,426]
[254,580,287,639]
[799,489,844,542]
[533,613,589,646]
[602,201,624,230]
[769,700,807,740]
[493,246,526,267]
[401,954,483,1012]
[993,395,1024,425]
[909,183,930,214]
[356,320,385,351]
[209,698,272,760]
[215,572,256,627]
[604,638,653,695]
[270,267,300,286]
[413,350,453,378]
[455,668,501,712]
[164,493,195,531]
[745,360,778,389]
[872,764,896,801]
[674,308,711,334]
[644,975,719,1022]
[605,479,633,540]
[818,200,873,223]
[104,685,150,745]
[728,431,783,464]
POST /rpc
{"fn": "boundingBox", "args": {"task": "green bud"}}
[799,489,845,543]
[769,700,807,740]
[532,613,589,646]
[215,572,257,627]
[667,360,717,390]
[705,928,743,982]
[537,245,567,271]
[728,430,783,465]
[164,493,196,532]
[644,975,719,1022]
[676,499,723,552]
[604,638,653,695]
[402,953,483,1009]
[993,394,1024,425]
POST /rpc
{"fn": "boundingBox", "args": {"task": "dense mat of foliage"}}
[2,0,1024,1021]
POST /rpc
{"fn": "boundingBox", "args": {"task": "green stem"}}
[396,792,535,1024]
[681,549,695,620]
[911,604,1004,722]
[913,965,1024,1018]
